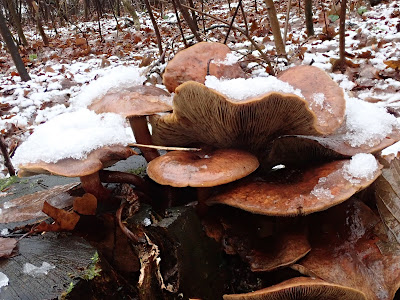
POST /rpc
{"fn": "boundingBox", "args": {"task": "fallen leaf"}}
[384,60,400,70]
[36,201,80,232]
[73,193,97,215]
[0,237,18,258]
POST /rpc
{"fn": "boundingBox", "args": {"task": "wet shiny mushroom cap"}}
[163,42,245,93]
[18,145,136,178]
[88,85,172,117]
[147,148,259,187]
[206,158,382,216]
[278,65,346,135]
[223,277,366,300]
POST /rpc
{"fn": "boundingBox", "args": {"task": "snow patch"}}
[214,52,240,66]
[343,153,379,184]
[23,262,55,277]
[343,96,398,147]
[0,272,9,290]
[12,109,133,166]
[70,66,146,108]
[204,76,303,101]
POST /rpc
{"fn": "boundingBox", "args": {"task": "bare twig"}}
[171,0,188,47]
[239,0,249,35]
[224,0,242,44]
[283,0,292,45]
[0,135,15,176]
[143,0,164,62]
[128,143,201,151]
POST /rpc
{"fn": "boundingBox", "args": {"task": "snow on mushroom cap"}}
[343,153,379,184]
[70,65,146,108]
[343,96,399,147]
[12,109,133,166]
[204,75,304,102]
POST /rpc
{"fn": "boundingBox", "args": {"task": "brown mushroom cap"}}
[223,277,366,300]
[17,145,136,178]
[151,81,324,156]
[278,65,346,135]
[293,199,400,300]
[163,42,246,93]
[88,85,172,117]
[147,148,259,187]
[206,158,382,216]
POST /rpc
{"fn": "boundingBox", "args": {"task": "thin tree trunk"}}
[264,0,286,55]
[338,0,347,72]
[0,10,31,81]
[25,0,49,46]
[283,0,291,44]
[171,0,188,47]
[143,0,164,62]
[305,0,314,36]
[121,0,140,30]
[175,0,202,42]
[5,0,28,46]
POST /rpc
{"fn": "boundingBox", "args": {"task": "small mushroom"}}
[147,148,259,213]
[147,148,259,188]
[163,42,245,93]
[88,85,172,163]
[207,157,382,216]
[223,277,366,300]
[18,145,137,201]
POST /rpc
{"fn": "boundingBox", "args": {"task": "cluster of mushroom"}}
[145,42,400,299]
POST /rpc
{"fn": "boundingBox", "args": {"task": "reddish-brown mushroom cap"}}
[17,145,137,201]
[206,158,382,216]
[163,42,246,93]
[88,85,172,163]
[278,65,346,135]
[151,81,324,157]
[17,145,136,177]
[88,85,172,117]
[147,149,259,187]
[223,277,366,300]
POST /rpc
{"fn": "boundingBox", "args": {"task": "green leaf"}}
[28,54,37,61]
[357,6,367,15]
[328,14,340,22]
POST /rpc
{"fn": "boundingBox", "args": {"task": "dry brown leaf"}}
[375,158,400,244]
[0,237,18,258]
[384,60,400,70]
[73,193,97,215]
[38,201,80,232]
[75,38,86,46]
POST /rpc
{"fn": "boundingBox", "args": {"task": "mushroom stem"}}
[99,170,150,193]
[128,116,159,163]
[197,187,212,216]
[80,172,111,202]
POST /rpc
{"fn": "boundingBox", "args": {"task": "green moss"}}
[0,176,18,192]
[82,252,101,281]
[128,166,147,178]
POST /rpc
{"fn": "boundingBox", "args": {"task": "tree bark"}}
[0,10,31,81]
[25,0,49,46]
[5,0,28,46]
[264,0,286,55]
[338,0,347,72]
[305,0,314,36]
[121,0,140,30]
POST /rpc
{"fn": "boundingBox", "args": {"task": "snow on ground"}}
[1,0,400,178]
